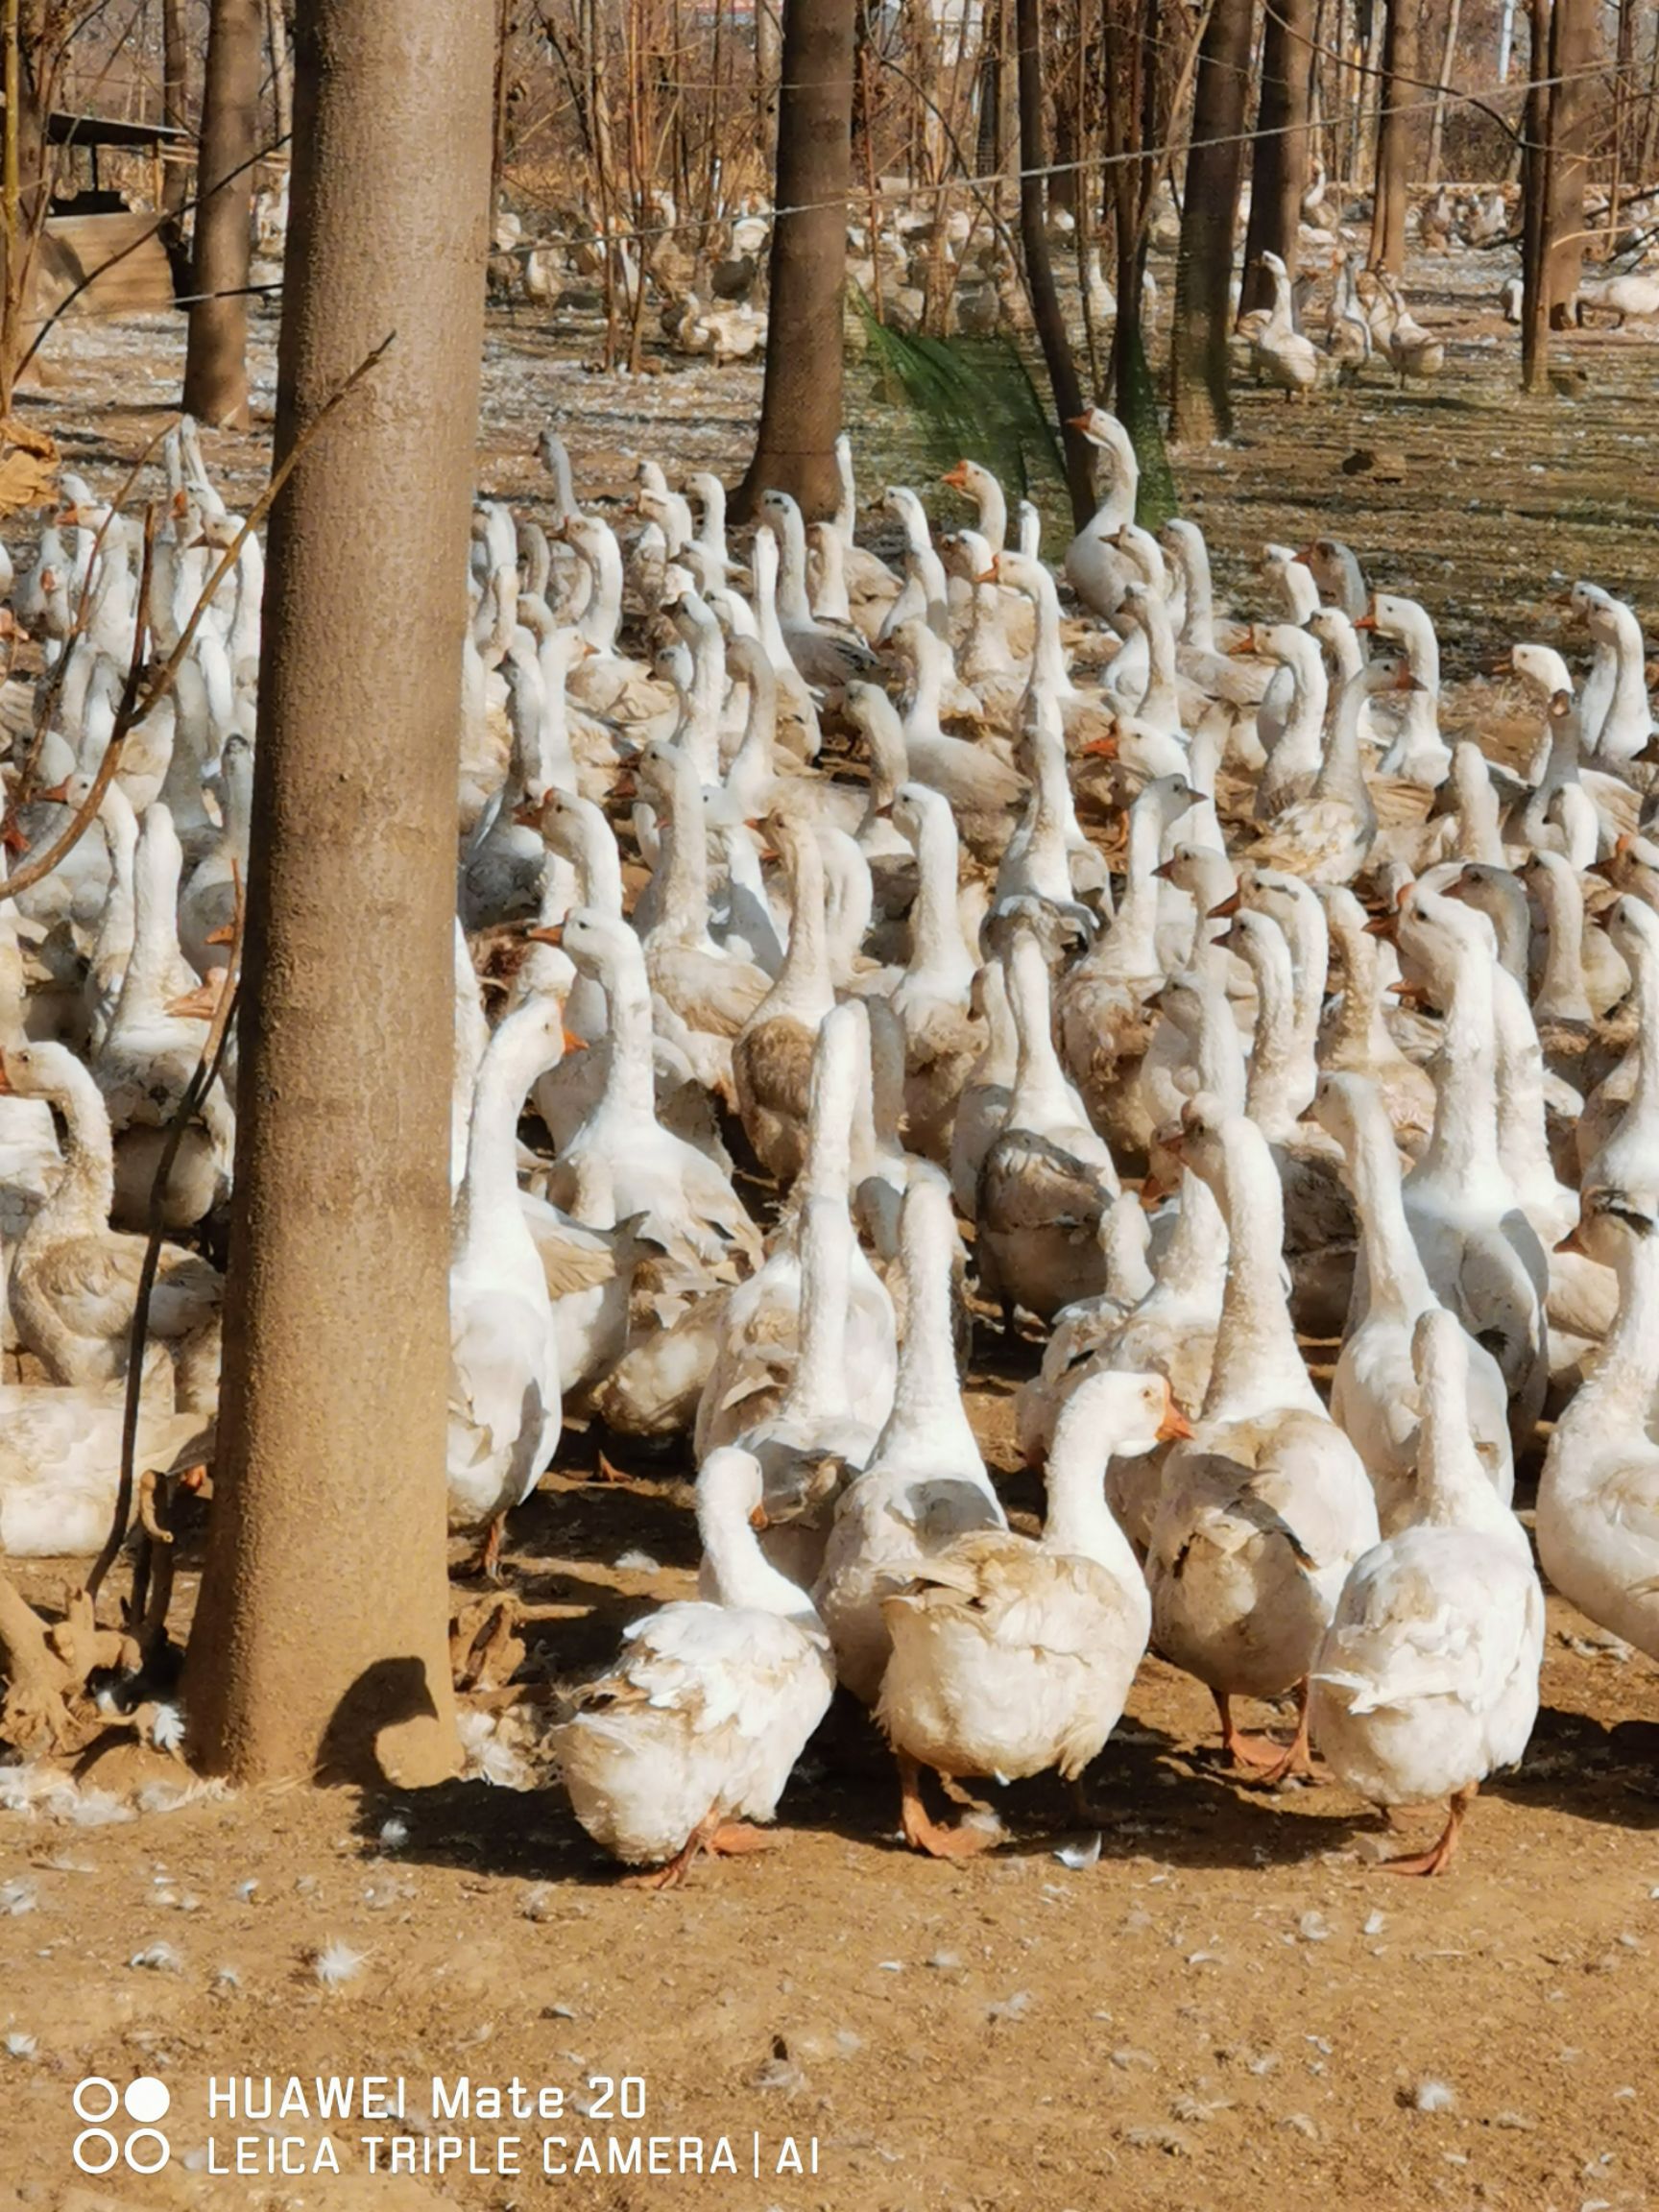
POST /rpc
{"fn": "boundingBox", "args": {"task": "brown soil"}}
[4,254,1659,2211]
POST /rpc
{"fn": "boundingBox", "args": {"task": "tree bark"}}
[1241,0,1313,313]
[1426,0,1462,182]
[266,0,294,146]
[161,0,190,238]
[1520,0,1551,387]
[1544,0,1596,323]
[1368,0,1418,274]
[1014,0,1092,529]
[1170,0,1254,445]
[733,0,854,518]
[181,0,493,1790]
[182,0,262,428]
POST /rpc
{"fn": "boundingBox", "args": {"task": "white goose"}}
[877,1367,1178,1857]
[447,995,565,1576]
[815,1171,1003,1703]
[1537,1220,1659,1661]
[1310,1310,1544,1876]
[1145,1099,1379,1778]
[551,1445,834,1887]
[1313,1071,1513,1531]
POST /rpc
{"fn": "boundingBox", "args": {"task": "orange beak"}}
[513,798,543,829]
[1081,734,1118,759]
[165,982,221,1021]
[1353,613,1378,632]
[562,1025,588,1053]
[35,779,71,805]
[527,923,564,947]
[1065,413,1094,432]
[204,922,236,948]
[748,1501,770,1531]
[1207,891,1242,919]
[975,565,999,585]
[941,463,971,492]
[1157,1387,1194,1444]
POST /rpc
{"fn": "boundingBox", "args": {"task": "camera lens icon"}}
[72,2078,171,2174]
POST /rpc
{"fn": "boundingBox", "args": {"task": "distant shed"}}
[8,108,190,322]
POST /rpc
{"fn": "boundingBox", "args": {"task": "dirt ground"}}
[4,247,1659,2212]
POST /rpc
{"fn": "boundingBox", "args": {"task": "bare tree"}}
[182,0,262,427]
[1015,0,1091,526]
[1520,0,1552,388]
[1544,0,1597,320]
[1170,0,1254,445]
[1369,0,1419,274]
[182,0,495,1789]
[266,0,294,146]
[734,0,854,517]
[1241,0,1313,314]
[160,0,191,246]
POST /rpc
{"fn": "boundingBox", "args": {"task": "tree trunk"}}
[265,0,293,145]
[182,0,262,428]
[1368,0,1418,274]
[1426,0,1462,183]
[1241,0,1313,313]
[733,0,854,518]
[1106,0,1176,527]
[1014,0,1092,528]
[1520,0,1551,388]
[755,0,781,167]
[1170,0,1253,445]
[181,0,493,1790]
[1544,0,1596,323]
[161,0,190,238]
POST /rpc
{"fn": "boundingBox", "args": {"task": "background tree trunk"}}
[1368,0,1418,273]
[1014,0,1092,528]
[1426,0,1462,182]
[1241,0,1313,313]
[1170,0,1254,445]
[1520,0,1551,387]
[734,0,854,517]
[181,0,494,1790]
[160,0,191,246]
[266,0,294,146]
[182,0,262,428]
[1544,0,1596,323]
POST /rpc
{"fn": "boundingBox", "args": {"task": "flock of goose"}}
[3,405,1658,1893]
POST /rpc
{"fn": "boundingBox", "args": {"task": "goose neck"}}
[877,1194,979,1463]
[1201,1124,1322,1420]
[1345,1103,1433,1320]
[909,810,971,986]
[700,1473,820,1619]
[1242,925,1309,1135]
[765,828,832,1021]
[786,1196,852,1418]
[1042,1405,1142,1575]
[1573,1232,1659,1437]
[1413,949,1500,1187]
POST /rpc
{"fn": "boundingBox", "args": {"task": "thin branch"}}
[91,866,243,1607]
